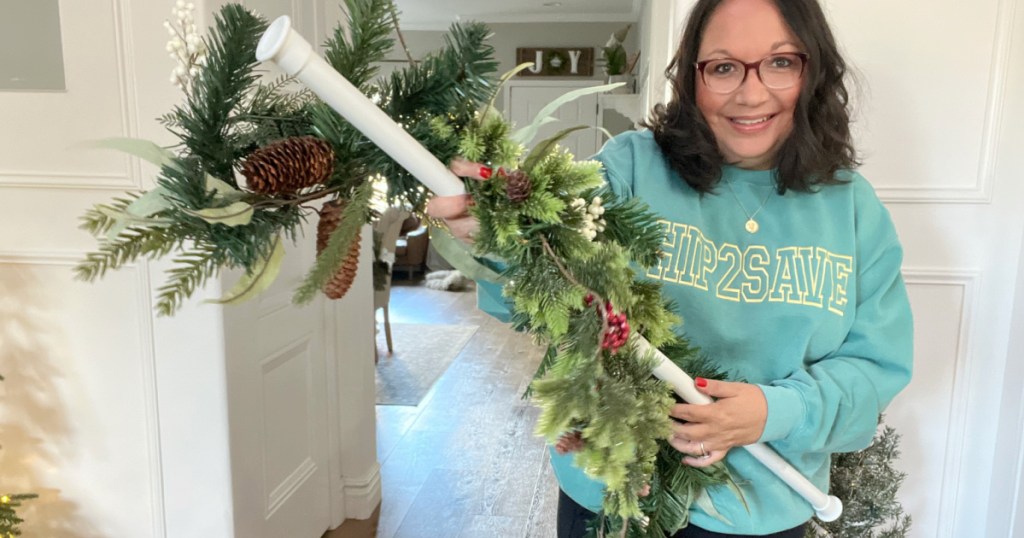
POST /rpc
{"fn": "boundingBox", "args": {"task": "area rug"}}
[375,323,478,405]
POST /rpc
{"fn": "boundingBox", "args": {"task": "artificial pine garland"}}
[76,0,498,313]
[435,106,742,530]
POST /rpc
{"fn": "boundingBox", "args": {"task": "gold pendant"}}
[745,219,759,234]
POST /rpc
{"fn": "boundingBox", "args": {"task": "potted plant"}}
[602,23,638,93]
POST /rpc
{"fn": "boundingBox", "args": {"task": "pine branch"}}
[155,242,224,316]
[600,188,666,269]
[0,491,38,536]
[75,226,185,282]
[78,195,140,237]
[309,102,375,196]
[232,75,315,151]
[170,5,266,183]
[379,21,497,118]
[324,0,396,91]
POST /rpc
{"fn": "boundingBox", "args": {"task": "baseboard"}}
[341,462,381,520]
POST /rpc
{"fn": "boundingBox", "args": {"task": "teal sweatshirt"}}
[539,130,914,534]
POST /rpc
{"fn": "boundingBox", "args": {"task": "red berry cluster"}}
[584,294,630,353]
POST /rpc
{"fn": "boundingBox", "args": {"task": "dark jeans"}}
[557,489,806,538]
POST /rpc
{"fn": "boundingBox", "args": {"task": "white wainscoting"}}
[826,0,1016,204]
[0,252,164,537]
[895,269,979,537]
[0,0,143,190]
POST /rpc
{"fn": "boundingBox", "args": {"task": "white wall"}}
[383,21,639,134]
[0,1,233,535]
[992,224,1024,538]
[638,0,681,115]
[0,0,379,536]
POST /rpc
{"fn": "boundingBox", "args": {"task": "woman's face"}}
[695,0,804,170]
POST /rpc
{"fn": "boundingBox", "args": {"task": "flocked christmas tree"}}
[1,374,37,537]
[806,419,912,537]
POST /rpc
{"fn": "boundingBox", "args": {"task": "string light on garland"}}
[0,488,38,534]
[1,372,38,536]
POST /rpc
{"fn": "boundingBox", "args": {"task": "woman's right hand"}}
[425,158,492,242]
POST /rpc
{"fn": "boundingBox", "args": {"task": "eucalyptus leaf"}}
[125,186,175,217]
[187,201,254,227]
[725,474,750,513]
[510,82,625,146]
[207,236,285,305]
[528,116,559,132]
[205,173,242,195]
[483,61,537,115]
[523,125,590,171]
[105,186,177,239]
[97,206,174,230]
[694,489,733,526]
[86,137,178,170]
[499,61,537,84]
[429,226,507,284]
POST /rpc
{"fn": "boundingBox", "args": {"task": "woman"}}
[430,0,913,536]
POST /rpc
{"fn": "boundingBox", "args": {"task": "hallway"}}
[328,280,559,537]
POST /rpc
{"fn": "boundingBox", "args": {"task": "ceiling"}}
[393,0,640,30]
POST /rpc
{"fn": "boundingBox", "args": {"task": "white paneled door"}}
[222,233,331,538]
[504,80,604,160]
[660,1,1024,537]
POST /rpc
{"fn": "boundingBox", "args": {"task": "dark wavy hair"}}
[642,0,858,194]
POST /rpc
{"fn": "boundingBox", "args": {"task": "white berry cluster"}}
[570,196,606,241]
[164,0,207,93]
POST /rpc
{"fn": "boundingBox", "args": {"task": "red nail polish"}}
[695,377,708,388]
[479,166,493,179]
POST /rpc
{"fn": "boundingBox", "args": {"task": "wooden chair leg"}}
[384,305,394,355]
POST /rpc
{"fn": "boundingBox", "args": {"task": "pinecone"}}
[242,136,334,195]
[505,169,532,203]
[317,200,361,300]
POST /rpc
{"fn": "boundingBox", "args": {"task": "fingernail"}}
[695,377,708,388]
[479,166,493,179]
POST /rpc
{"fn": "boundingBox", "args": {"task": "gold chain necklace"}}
[723,179,774,234]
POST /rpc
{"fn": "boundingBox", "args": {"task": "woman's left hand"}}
[667,378,768,467]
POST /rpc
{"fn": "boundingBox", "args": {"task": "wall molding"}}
[267,458,318,516]
[0,0,142,191]
[877,0,1015,205]
[402,13,638,31]
[341,462,381,521]
[902,267,981,536]
[0,248,166,538]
